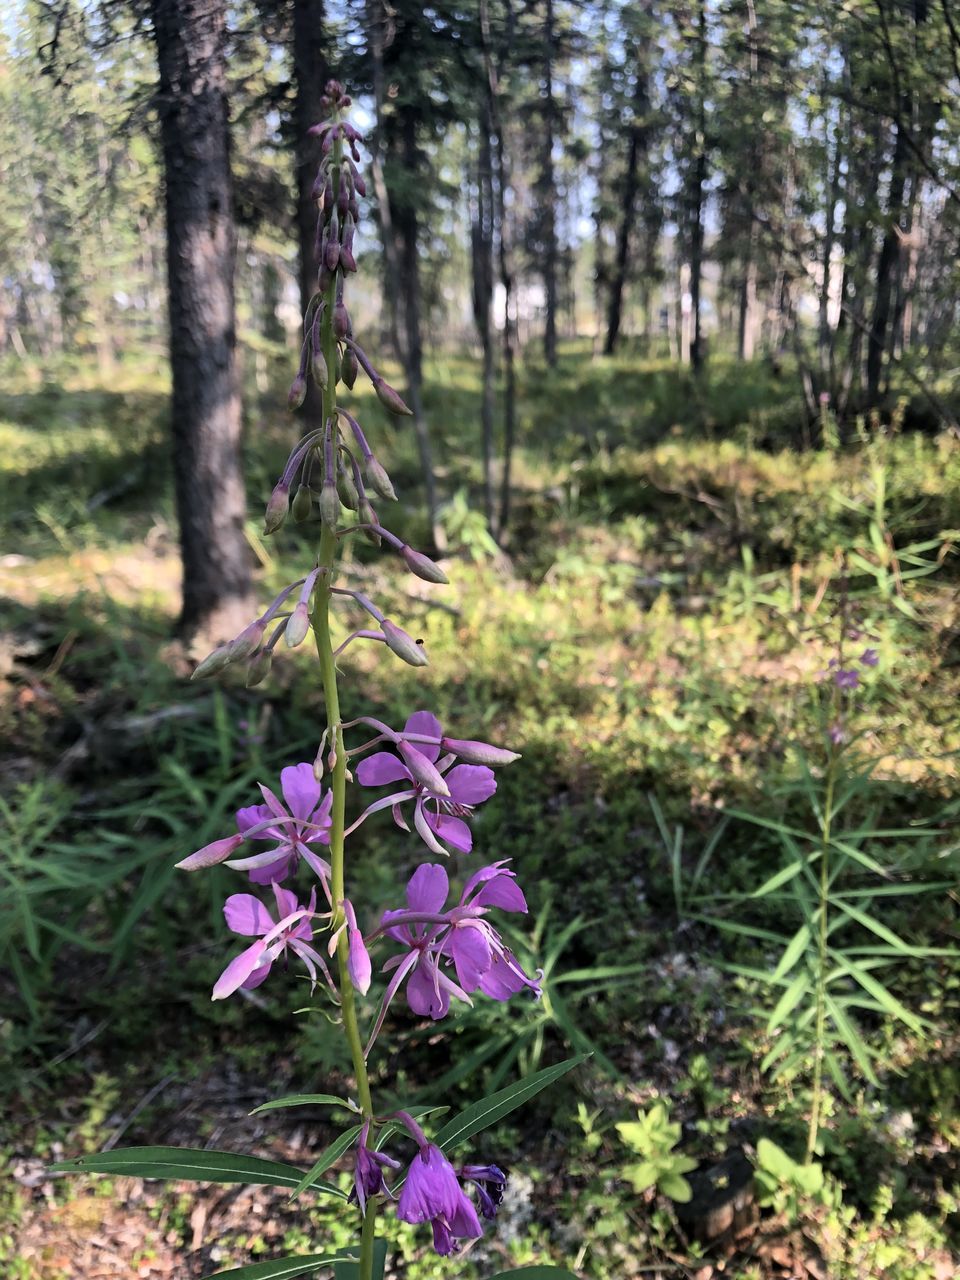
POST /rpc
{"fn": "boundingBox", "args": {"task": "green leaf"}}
[832,957,925,1034]
[772,923,812,981]
[250,1094,355,1116]
[621,1159,658,1191]
[333,1239,388,1280]
[432,1055,587,1153]
[288,1125,364,1200]
[50,1147,345,1197]
[751,860,806,899]
[203,1255,355,1280]
[755,1138,796,1180]
[767,970,809,1033]
[659,1172,693,1202]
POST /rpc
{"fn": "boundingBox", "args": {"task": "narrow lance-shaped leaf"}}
[49,1147,345,1198]
[202,1254,356,1280]
[288,1124,364,1200]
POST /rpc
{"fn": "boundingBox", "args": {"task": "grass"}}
[1,346,958,1278]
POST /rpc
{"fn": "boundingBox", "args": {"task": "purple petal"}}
[356,751,413,787]
[236,803,277,837]
[272,882,301,920]
[450,923,492,992]
[397,1144,461,1224]
[213,940,269,999]
[449,1188,483,1239]
[176,834,244,871]
[348,928,372,995]
[406,863,449,914]
[223,893,275,936]
[406,958,451,1019]
[473,874,527,914]
[240,960,273,990]
[425,812,473,854]
[444,765,496,806]
[478,949,540,1002]
[403,711,443,762]
[280,763,324,822]
[247,850,297,885]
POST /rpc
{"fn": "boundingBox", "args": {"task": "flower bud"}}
[402,545,448,584]
[226,619,267,662]
[359,497,381,545]
[340,243,357,274]
[440,737,521,766]
[337,467,359,510]
[333,303,351,339]
[287,373,307,410]
[285,601,311,648]
[264,482,290,534]
[191,644,235,680]
[350,163,367,198]
[291,483,314,523]
[246,649,273,687]
[310,349,328,390]
[341,347,359,389]
[322,178,334,218]
[318,263,333,293]
[365,456,397,501]
[337,179,349,218]
[374,378,413,416]
[324,237,341,272]
[176,833,245,871]
[319,483,341,530]
[398,742,450,795]
[382,619,428,667]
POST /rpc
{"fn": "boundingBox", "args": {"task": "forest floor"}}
[1,347,959,1280]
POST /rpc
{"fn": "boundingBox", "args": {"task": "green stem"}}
[309,129,378,1273]
[806,752,836,1163]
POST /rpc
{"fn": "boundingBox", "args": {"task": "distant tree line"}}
[3,0,959,632]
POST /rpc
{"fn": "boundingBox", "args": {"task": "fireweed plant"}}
[53,83,581,1280]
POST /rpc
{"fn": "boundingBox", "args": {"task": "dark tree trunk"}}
[689,0,707,375]
[604,73,645,356]
[367,0,405,362]
[292,0,328,428]
[151,0,251,642]
[542,0,559,367]
[471,124,496,531]
[866,121,909,405]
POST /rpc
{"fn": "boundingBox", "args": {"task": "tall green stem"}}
[806,752,836,1163]
[309,128,377,1274]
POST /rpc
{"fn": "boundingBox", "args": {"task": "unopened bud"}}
[359,497,381,545]
[226,619,267,662]
[341,347,359,389]
[382,619,428,667]
[191,644,235,680]
[365,456,397,501]
[176,833,245,871]
[264,482,290,534]
[324,238,341,272]
[319,483,341,530]
[285,602,311,648]
[350,164,367,198]
[374,378,413,416]
[318,264,333,293]
[337,468,359,510]
[333,303,351,339]
[288,373,307,410]
[340,243,357,274]
[310,348,329,389]
[402,545,448,584]
[337,180,349,218]
[398,742,450,794]
[322,178,334,217]
[246,649,273,687]
[440,737,521,766]
[292,484,314,522]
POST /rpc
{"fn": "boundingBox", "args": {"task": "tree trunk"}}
[604,74,645,356]
[471,124,496,532]
[866,121,909,405]
[151,0,251,641]
[689,0,707,375]
[292,0,328,429]
[542,0,558,367]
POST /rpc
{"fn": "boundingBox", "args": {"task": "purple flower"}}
[365,862,540,1051]
[212,883,331,1000]
[233,763,333,885]
[828,722,846,745]
[352,1122,400,1214]
[397,1144,483,1256]
[860,647,879,667]
[355,712,499,855]
[461,1164,507,1220]
[177,763,333,887]
[834,667,859,690]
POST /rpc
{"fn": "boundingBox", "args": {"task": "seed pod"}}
[382,619,429,667]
